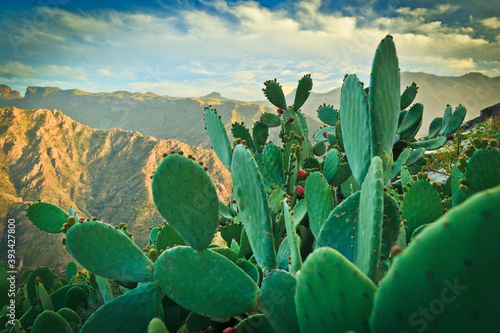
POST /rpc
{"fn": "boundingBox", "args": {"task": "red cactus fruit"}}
[390,245,403,258]
[223,328,236,333]
[296,185,305,196]
[323,131,327,138]
[287,117,294,123]
[277,108,284,115]
[447,134,454,141]
[298,169,307,179]
[232,199,236,204]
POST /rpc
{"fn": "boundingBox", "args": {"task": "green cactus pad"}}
[65,261,77,280]
[259,270,300,333]
[80,282,164,333]
[185,312,211,332]
[305,172,335,238]
[297,110,309,137]
[451,162,469,206]
[232,123,255,152]
[398,103,423,135]
[399,116,422,142]
[330,162,352,186]
[154,246,259,317]
[148,318,169,333]
[252,122,269,152]
[463,147,500,196]
[210,247,238,262]
[263,79,287,110]
[441,105,466,136]
[282,108,304,138]
[312,141,326,156]
[31,310,73,333]
[380,192,402,260]
[65,286,87,312]
[231,145,278,270]
[400,82,418,110]
[292,199,307,227]
[238,227,252,258]
[390,148,411,181]
[317,104,338,126]
[263,143,285,188]
[370,185,500,333]
[410,136,447,150]
[340,74,371,184]
[152,154,219,251]
[323,148,341,183]
[204,107,232,170]
[283,200,302,273]
[406,147,425,167]
[277,239,291,271]
[316,191,361,262]
[441,105,452,130]
[369,36,400,169]
[220,221,243,247]
[149,226,160,244]
[313,126,335,143]
[428,117,443,139]
[236,259,259,284]
[293,74,312,111]
[94,275,113,303]
[296,247,377,333]
[401,179,442,243]
[260,113,282,127]
[155,224,186,252]
[340,175,361,198]
[27,266,54,307]
[66,221,154,282]
[56,308,81,332]
[354,156,384,281]
[26,202,69,233]
[36,282,54,311]
[235,314,275,332]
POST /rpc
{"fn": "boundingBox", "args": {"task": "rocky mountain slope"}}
[0,107,232,275]
[0,87,323,149]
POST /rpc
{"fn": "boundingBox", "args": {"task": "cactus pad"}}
[26,202,69,233]
[152,154,219,251]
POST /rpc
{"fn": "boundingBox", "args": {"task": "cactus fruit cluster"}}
[12,35,500,332]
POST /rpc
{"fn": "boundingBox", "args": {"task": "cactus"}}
[296,247,377,333]
[371,184,500,332]
[26,202,69,233]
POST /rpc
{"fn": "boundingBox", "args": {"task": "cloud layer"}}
[0,0,498,100]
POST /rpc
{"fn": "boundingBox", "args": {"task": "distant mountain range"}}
[0,107,232,275]
[1,72,498,147]
[256,72,500,137]
[0,85,323,149]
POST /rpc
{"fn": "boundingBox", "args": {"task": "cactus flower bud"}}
[323,131,327,138]
[296,185,305,196]
[298,169,307,179]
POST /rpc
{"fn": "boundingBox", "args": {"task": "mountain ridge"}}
[0,107,232,275]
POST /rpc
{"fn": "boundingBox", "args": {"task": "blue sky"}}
[0,0,499,100]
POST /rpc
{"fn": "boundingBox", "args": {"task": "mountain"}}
[0,87,323,149]
[0,85,22,100]
[0,107,232,275]
[256,72,500,136]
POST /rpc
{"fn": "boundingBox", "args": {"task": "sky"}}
[0,0,499,101]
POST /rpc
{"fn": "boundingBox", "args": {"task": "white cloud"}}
[0,61,37,79]
[481,17,500,29]
[1,0,498,100]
